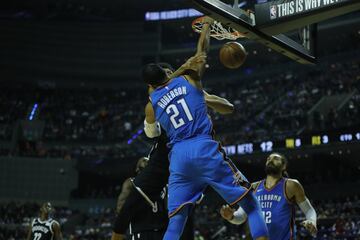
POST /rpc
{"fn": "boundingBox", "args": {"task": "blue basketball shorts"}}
[167,135,251,217]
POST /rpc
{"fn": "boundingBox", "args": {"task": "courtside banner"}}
[254,0,356,26]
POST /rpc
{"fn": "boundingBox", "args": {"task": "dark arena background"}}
[0,0,360,239]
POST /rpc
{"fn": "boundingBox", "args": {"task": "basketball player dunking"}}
[220,153,317,240]
[26,202,63,240]
[142,16,268,240]
[111,63,235,240]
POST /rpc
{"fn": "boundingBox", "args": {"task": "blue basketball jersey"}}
[150,76,212,146]
[254,178,296,240]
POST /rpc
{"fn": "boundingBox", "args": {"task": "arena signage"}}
[266,0,342,20]
[254,0,359,34]
[223,131,360,156]
[145,9,202,21]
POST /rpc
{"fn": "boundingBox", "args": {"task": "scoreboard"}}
[223,131,360,156]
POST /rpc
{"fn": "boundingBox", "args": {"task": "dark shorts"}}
[130,213,194,240]
[131,230,165,240]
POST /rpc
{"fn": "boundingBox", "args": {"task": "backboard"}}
[191,0,360,64]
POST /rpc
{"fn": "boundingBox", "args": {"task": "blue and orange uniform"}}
[254,178,296,240]
[150,76,268,239]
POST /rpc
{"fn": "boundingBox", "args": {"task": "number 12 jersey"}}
[254,178,296,240]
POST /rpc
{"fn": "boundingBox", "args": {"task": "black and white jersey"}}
[30,218,57,240]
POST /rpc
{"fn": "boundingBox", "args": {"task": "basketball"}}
[219,42,247,69]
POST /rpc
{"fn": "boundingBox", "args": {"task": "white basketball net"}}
[192,19,244,41]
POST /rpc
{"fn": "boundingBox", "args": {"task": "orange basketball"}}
[219,42,247,69]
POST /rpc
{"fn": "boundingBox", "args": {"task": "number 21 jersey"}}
[150,76,212,146]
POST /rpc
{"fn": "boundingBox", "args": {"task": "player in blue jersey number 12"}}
[221,153,317,240]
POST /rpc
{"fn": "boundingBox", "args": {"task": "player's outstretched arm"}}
[286,179,317,237]
[196,16,213,55]
[52,221,63,240]
[167,16,213,83]
[204,91,234,114]
[175,16,213,86]
[191,16,213,81]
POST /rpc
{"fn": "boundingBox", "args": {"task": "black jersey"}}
[133,132,170,197]
[113,132,194,239]
[146,131,170,167]
[30,218,57,240]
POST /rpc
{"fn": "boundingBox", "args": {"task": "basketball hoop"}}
[192,16,246,41]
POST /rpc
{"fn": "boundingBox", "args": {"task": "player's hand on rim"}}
[301,220,317,237]
[220,204,235,221]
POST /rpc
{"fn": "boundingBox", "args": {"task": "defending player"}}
[111,63,235,240]
[142,17,268,240]
[220,153,317,240]
[116,157,169,240]
[26,202,63,240]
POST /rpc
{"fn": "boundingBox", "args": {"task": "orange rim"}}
[191,16,246,39]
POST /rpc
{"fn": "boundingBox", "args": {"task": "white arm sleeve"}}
[228,207,247,225]
[298,198,317,225]
[144,119,161,138]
